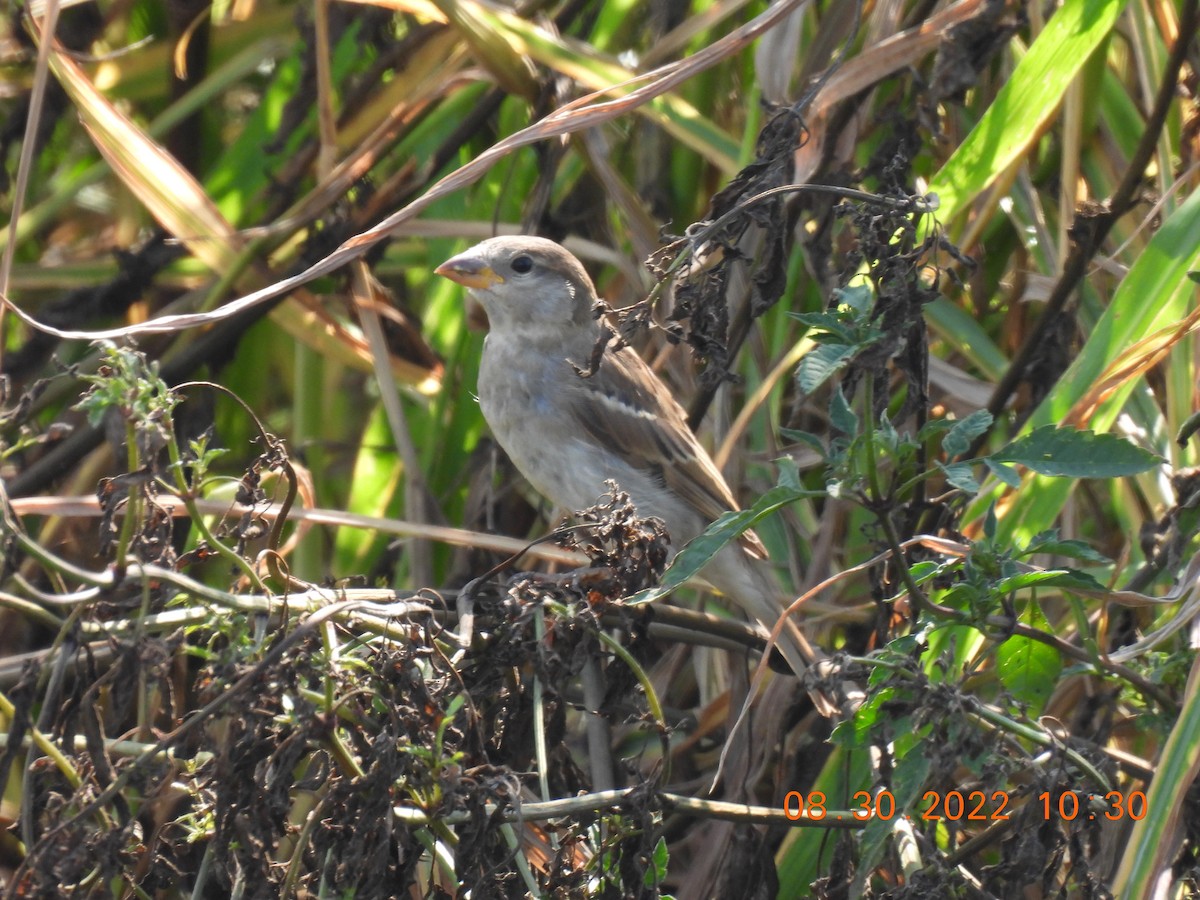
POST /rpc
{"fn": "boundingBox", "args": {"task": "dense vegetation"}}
[1,0,1198,896]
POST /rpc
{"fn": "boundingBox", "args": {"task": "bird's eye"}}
[510,255,534,274]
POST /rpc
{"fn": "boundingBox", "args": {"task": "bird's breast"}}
[477,340,690,532]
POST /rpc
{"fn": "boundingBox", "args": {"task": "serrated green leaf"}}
[835,282,874,313]
[797,343,857,394]
[626,484,819,605]
[643,837,669,887]
[943,409,994,458]
[990,425,1161,477]
[780,428,828,458]
[1022,532,1110,564]
[790,310,857,343]
[939,461,981,493]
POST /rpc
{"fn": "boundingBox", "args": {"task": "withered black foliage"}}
[837,107,940,426]
[671,267,734,389]
[193,635,446,897]
[9,484,674,895]
[13,739,168,897]
[729,108,808,318]
[879,865,971,900]
[455,773,527,898]
[927,0,1024,107]
[983,798,1111,900]
[94,469,177,572]
[560,483,670,600]
[658,105,806,390]
[811,830,858,900]
[15,796,144,899]
[59,637,177,765]
[0,662,36,801]
[453,487,668,788]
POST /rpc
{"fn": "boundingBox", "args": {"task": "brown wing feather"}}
[567,344,768,558]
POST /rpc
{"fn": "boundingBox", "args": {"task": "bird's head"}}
[436,236,600,339]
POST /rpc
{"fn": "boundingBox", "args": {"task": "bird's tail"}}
[716,547,854,718]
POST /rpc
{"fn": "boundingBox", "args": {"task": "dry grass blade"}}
[1066,303,1200,426]
[47,34,242,272]
[0,0,809,342]
[0,1,59,302]
[7,493,588,565]
[794,0,990,182]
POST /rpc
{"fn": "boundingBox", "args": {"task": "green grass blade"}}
[992,183,1200,543]
[929,0,1130,226]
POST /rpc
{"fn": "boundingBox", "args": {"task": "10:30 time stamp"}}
[782,790,1148,823]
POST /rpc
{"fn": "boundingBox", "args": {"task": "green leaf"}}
[993,569,1107,595]
[644,837,669,887]
[942,410,994,459]
[907,561,942,584]
[996,632,1062,712]
[775,457,803,491]
[626,484,820,605]
[791,311,857,344]
[836,282,874,314]
[983,505,998,540]
[830,686,898,749]
[992,182,1200,543]
[938,461,981,493]
[1022,532,1110,564]
[780,428,827,458]
[985,460,1022,488]
[830,388,858,435]
[990,425,1161,477]
[796,343,856,394]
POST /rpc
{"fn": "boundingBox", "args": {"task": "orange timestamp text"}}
[782,790,1148,823]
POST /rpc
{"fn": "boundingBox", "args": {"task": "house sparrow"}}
[435,236,816,679]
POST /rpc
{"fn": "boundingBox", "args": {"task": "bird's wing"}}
[564,344,768,559]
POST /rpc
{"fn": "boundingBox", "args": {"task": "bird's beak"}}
[435,253,506,290]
